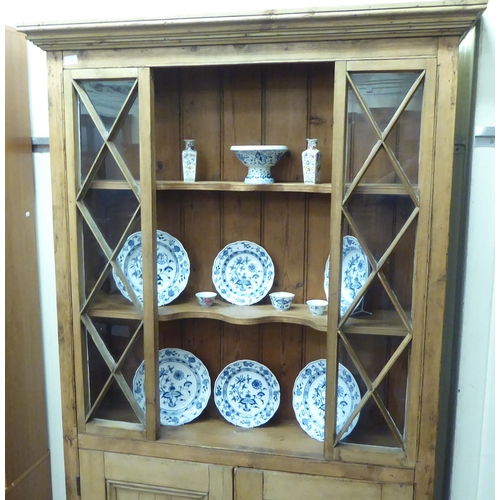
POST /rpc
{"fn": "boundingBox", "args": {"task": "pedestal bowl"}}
[230,145,288,184]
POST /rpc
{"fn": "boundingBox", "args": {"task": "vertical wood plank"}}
[222,65,262,181]
[46,52,80,500]
[234,468,263,500]
[181,67,221,181]
[182,191,221,294]
[414,41,458,499]
[263,192,306,299]
[183,318,221,418]
[309,63,334,184]
[305,195,331,301]
[154,68,181,181]
[264,64,308,182]
[157,191,184,348]
[325,60,348,459]
[64,69,89,433]
[208,465,233,500]
[262,324,303,420]
[405,59,437,467]
[139,67,159,439]
[221,191,262,368]
[79,449,106,499]
[381,482,414,500]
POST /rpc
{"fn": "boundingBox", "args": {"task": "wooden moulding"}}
[18,0,486,51]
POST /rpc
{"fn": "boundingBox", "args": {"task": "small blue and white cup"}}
[269,292,295,311]
[307,299,328,316]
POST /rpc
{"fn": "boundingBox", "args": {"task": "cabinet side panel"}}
[47,51,81,500]
[414,38,460,499]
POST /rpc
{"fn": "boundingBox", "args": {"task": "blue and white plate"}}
[214,360,280,428]
[324,255,330,300]
[341,235,369,316]
[133,348,211,426]
[292,360,361,441]
[212,241,274,305]
[113,230,190,306]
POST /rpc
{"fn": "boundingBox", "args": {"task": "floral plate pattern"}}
[113,230,190,306]
[341,235,369,316]
[214,360,280,428]
[133,348,211,426]
[212,241,275,305]
[324,237,370,314]
[292,360,361,441]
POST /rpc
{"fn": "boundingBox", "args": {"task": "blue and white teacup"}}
[269,292,295,311]
[307,299,328,316]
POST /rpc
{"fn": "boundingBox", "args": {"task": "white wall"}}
[448,3,496,499]
[6,1,495,499]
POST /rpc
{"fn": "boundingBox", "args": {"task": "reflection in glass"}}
[78,79,140,181]
[346,72,423,186]
[86,319,144,424]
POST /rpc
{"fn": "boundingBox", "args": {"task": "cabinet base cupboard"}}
[19,2,487,499]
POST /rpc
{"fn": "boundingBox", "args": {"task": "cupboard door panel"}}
[80,452,232,500]
[235,468,412,500]
[262,471,381,500]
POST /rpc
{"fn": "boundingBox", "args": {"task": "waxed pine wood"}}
[20,2,488,499]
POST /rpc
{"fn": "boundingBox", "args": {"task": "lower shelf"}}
[87,410,402,462]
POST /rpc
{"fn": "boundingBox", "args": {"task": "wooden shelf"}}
[89,295,328,331]
[89,179,332,193]
[87,294,410,336]
[88,180,418,196]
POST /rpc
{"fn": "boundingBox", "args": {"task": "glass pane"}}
[337,335,409,447]
[79,103,104,180]
[385,84,423,186]
[86,319,144,424]
[79,80,135,133]
[115,94,140,180]
[346,72,423,186]
[344,193,416,262]
[78,79,139,182]
[345,83,379,184]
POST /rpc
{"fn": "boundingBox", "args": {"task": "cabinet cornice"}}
[18,0,487,51]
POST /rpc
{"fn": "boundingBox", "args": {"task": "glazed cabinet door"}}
[64,68,158,439]
[234,468,413,500]
[325,58,437,464]
[79,450,232,500]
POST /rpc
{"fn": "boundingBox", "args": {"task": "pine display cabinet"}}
[19,2,487,498]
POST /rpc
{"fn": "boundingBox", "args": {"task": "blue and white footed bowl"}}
[230,145,288,184]
[269,292,295,311]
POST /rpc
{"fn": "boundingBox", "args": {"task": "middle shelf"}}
[87,294,409,336]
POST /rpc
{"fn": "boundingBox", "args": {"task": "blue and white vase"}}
[182,139,197,182]
[302,138,322,184]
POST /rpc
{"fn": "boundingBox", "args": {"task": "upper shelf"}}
[90,180,416,195]
[18,0,487,51]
